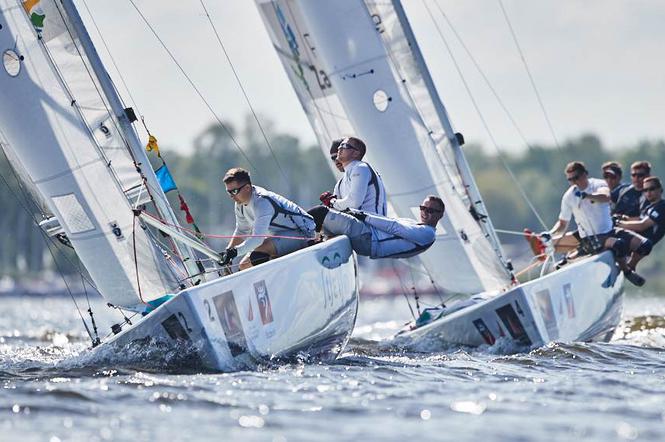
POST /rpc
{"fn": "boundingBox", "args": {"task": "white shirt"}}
[332,160,387,215]
[559,177,612,238]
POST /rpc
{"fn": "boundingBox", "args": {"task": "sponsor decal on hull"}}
[161,314,190,342]
[496,304,532,346]
[248,298,254,322]
[213,291,248,357]
[563,283,576,318]
[254,280,274,325]
[535,289,559,340]
[473,318,496,345]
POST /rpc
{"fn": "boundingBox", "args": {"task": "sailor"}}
[319,136,387,216]
[541,161,646,285]
[543,162,613,254]
[327,138,345,199]
[329,138,345,174]
[219,167,316,270]
[614,161,651,218]
[616,176,663,272]
[601,161,630,214]
[309,195,444,259]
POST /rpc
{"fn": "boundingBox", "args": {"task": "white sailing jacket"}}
[332,160,387,216]
[232,186,315,255]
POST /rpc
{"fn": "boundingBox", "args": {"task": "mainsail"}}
[256,0,513,293]
[0,0,193,309]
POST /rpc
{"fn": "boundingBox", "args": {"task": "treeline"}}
[1,121,664,291]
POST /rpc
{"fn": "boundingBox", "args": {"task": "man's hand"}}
[219,247,237,266]
[538,231,552,241]
[319,191,335,207]
[612,214,622,227]
[349,210,367,221]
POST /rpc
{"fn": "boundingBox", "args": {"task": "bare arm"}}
[549,219,568,236]
[618,217,655,233]
[585,186,610,203]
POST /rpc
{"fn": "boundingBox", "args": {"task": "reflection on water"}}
[1,294,664,441]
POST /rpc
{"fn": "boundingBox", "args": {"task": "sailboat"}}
[256,0,623,349]
[0,0,359,371]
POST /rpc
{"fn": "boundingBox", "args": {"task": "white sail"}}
[0,0,183,309]
[256,0,512,293]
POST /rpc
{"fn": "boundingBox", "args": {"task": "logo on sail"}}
[254,280,274,325]
[23,0,46,32]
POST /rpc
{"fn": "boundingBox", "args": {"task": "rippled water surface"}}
[1,293,665,441]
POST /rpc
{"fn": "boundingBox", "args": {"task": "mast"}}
[60,0,201,279]
[391,0,512,275]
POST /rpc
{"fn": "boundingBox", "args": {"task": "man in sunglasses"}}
[616,176,663,272]
[614,161,652,218]
[308,196,444,259]
[543,161,613,253]
[319,136,387,216]
[327,138,345,201]
[219,168,316,271]
[540,161,647,285]
[601,161,630,214]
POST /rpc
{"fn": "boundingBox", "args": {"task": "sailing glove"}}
[319,191,335,207]
[219,247,237,266]
[538,231,552,241]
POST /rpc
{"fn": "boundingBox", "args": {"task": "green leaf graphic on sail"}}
[23,0,45,32]
[23,0,69,43]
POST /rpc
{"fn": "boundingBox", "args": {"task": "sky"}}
[78,0,665,155]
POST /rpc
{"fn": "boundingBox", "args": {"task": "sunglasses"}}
[567,174,582,182]
[419,205,442,214]
[338,142,358,151]
[631,172,647,178]
[226,183,248,196]
[602,172,617,179]
[643,187,660,193]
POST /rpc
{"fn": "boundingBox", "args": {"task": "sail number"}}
[371,14,385,34]
[309,65,331,91]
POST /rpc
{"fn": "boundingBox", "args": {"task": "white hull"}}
[395,251,624,350]
[93,237,359,371]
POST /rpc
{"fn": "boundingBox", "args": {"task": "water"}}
[1,294,665,442]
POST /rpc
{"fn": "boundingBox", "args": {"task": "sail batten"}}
[257,0,512,294]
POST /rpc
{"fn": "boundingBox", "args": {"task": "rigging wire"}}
[80,0,143,121]
[198,0,290,188]
[391,261,417,321]
[498,0,562,152]
[423,0,548,229]
[431,2,534,153]
[127,0,259,173]
[78,257,100,346]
